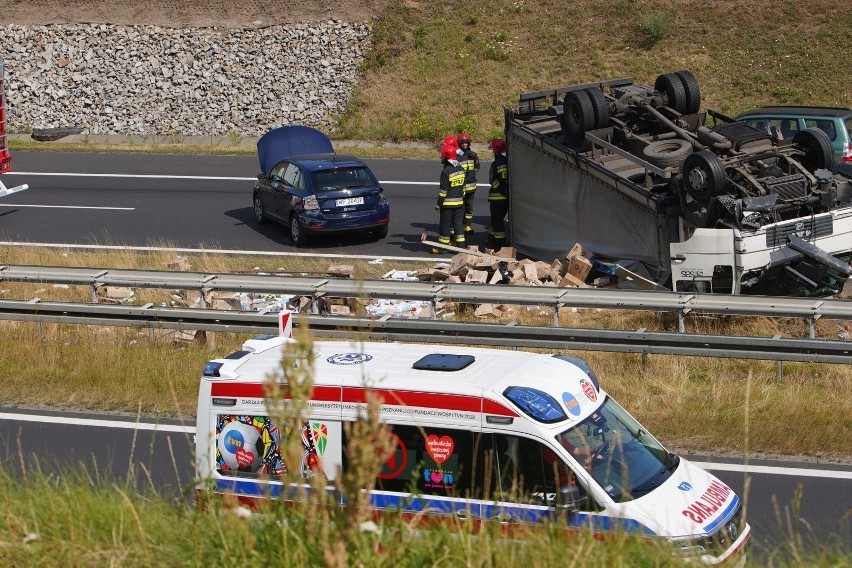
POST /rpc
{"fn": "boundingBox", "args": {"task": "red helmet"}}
[442,135,458,149]
[489,138,507,154]
[440,144,457,161]
[457,132,472,144]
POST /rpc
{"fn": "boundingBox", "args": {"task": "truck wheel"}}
[253,193,267,224]
[289,215,308,246]
[793,128,835,173]
[683,150,726,202]
[561,89,595,150]
[642,139,693,168]
[675,70,701,114]
[655,72,688,115]
[585,87,610,129]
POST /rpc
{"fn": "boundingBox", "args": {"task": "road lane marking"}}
[697,461,852,480]
[6,172,490,187]
[1,411,849,479]
[0,204,134,210]
[0,411,193,434]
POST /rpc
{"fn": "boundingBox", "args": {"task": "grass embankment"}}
[1,244,851,459]
[338,0,852,142]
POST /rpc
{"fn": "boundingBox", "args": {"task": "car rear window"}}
[805,118,837,141]
[313,167,377,193]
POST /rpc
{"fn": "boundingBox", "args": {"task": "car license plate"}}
[336,197,364,207]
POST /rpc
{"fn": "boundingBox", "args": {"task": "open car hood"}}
[257,125,335,176]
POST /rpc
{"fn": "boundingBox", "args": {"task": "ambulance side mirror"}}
[556,484,586,513]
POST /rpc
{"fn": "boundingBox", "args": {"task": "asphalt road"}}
[0,408,848,558]
[0,151,495,258]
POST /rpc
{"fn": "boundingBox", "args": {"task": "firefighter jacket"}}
[488,153,509,201]
[438,160,466,208]
[458,148,480,194]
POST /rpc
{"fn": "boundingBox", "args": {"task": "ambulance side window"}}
[487,433,592,509]
[365,425,481,499]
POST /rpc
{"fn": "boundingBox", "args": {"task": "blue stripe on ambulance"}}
[702,495,740,534]
[216,479,653,535]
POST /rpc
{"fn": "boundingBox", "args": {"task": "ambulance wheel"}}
[683,150,726,202]
[655,72,688,115]
[253,193,267,224]
[793,128,835,173]
[585,86,610,129]
[642,139,693,168]
[561,89,595,150]
[675,70,701,114]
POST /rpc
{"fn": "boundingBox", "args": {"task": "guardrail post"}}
[773,334,783,381]
[809,315,817,339]
[92,271,108,303]
[678,310,685,333]
[553,303,560,327]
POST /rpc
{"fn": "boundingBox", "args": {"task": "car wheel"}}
[793,128,835,173]
[253,193,267,225]
[289,215,308,246]
[655,72,688,115]
[683,150,726,202]
[642,139,693,168]
[561,88,596,150]
[373,224,389,240]
[675,70,701,114]
[585,86,610,129]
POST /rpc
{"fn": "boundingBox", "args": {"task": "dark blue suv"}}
[252,126,390,246]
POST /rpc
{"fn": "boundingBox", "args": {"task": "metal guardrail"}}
[1,299,850,364]
[1,265,851,336]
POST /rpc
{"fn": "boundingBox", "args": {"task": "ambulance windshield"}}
[555,396,678,503]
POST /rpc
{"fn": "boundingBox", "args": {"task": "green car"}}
[737,106,852,167]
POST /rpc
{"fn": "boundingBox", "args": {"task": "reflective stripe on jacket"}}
[438,162,466,208]
[458,148,480,193]
[488,154,509,201]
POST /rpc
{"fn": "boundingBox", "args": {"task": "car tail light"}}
[303,195,320,210]
[842,142,852,162]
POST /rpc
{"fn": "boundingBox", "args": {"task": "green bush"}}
[638,11,671,47]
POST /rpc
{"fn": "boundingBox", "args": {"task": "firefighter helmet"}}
[443,135,458,149]
[489,138,507,154]
[457,132,472,145]
[440,144,457,161]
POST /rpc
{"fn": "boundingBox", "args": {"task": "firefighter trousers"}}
[438,206,465,246]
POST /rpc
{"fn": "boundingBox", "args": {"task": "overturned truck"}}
[506,71,852,295]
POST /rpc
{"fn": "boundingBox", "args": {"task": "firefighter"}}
[433,143,466,253]
[487,138,509,248]
[456,132,480,235]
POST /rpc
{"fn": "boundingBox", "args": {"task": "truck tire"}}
[675,70,701,114]
[642,139,693,168]
[585,87,610,129]
[561,89,595,150]
[683,150,726,202]
[655,72,688,115]
[793,128,835,173]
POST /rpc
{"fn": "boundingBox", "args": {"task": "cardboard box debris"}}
[567,255,593,281]
[167,256,191,271]
[465,269,489,284]
[474,303,502,318]
[326,264,355,278]
[564,242,588,261]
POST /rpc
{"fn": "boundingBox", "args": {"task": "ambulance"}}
[196,334,751,564]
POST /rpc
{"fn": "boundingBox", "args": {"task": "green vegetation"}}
[336,0,852,141]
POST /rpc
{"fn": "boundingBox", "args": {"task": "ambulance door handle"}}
[455,509,478,521]
[492,512,515,525]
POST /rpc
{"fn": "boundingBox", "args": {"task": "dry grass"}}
[337,0,852,142]
[2,246,851,458]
